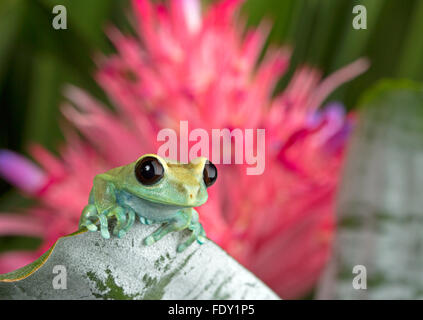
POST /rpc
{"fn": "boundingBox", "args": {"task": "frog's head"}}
[124,154,217,208]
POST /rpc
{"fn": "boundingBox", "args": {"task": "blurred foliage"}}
[0,0,129,201]
[0,0,422,258]
[0,0,422,299]
[0,0,421,154]
[242,0,422,105]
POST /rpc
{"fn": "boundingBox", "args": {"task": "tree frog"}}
[78,154,217,252]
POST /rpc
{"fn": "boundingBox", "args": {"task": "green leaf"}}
[396,0,423,80]
[330,0,386,71]
[0,224,279,299]
[0,229,85,282]
[39,0,115,52]
[0,0,22,79]
[23,52,64,149]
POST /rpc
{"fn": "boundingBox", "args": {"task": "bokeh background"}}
[1,0,423,299]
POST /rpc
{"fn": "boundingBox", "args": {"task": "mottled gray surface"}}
[0,223,280,300]
[316,83,423,299]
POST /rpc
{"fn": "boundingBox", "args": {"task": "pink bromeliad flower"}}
[0,0,368,298]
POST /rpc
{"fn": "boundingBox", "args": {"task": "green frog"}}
[78,154,217,252]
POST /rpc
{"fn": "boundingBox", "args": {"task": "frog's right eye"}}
[203,161,217,188]
[135,156,164,185]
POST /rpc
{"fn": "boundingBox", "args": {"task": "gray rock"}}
[0,223,280,300]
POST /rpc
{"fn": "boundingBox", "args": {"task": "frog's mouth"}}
[118,190,205,222]
[142,194,207,208]
[119,189,207,211]
[122,182,208,209]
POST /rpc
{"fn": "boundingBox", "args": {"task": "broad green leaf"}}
[0,229,86,282]
[0,224,279,300]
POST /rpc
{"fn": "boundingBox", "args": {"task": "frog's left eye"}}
[135,156,164,185]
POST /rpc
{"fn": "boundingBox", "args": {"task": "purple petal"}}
[0,150,47,194]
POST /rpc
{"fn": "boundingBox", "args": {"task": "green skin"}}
[79,154,209,252]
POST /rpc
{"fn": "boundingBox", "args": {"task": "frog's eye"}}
[203,161,217,188]
[135,156,164,185]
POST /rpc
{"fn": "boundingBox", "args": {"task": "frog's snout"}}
[184,184,201,205]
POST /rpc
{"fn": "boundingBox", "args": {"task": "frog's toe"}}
[124,208,136,230]
[197,225,206,244]
[79,204,100,232]
[177,235,196,252]
[140,216,154,225]
[177,243,188,253]
[100,229,111,239]
[117,229,126,238]
[177,241,194,252]
[111,207,135,238]
[79,219,98,232]
[98,222,110,239]
[112,223,125,238]
[144,235,155,246]
[86,223,98,232]
[197,235,206,244]
[112,227,120,237]
[96,213,111,239]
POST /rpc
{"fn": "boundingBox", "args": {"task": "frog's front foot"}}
[143,222,179,246]
[177,220,206,252]
[79,204,106,235]
[143,216,206,252]
[108,205,136,238]
[79,204,135,239]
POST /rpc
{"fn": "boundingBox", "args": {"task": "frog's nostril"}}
[184,184,199,202]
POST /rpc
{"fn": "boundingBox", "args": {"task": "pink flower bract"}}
[0,0,368,298]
